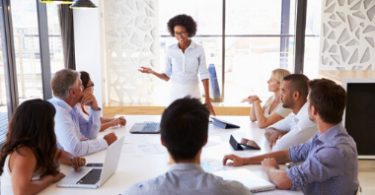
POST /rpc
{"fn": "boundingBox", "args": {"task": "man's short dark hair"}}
[167,14,197,37]
[283,74,309,100]
[160,97,209,161]
[309,79,347,124]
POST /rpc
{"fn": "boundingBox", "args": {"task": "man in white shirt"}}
[265,74,317,151]
[49,69,117,156]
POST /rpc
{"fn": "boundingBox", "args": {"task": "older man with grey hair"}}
[49,69,117,156]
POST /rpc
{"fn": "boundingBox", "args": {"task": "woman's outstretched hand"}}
[138,67,154,74]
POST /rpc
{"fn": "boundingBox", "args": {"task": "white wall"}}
[320,0,375,70]
[102,0,159,104]
[73,0,104,108]
[73,0,160,106]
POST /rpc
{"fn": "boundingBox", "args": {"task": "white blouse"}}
[163,41,210,85]
[263,95,292,118]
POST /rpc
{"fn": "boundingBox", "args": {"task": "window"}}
[46,4,64,75]
[0,0,60,142]
[158,0,310,105]
[0,9,9,144]
[225,0,296,103]
[11,0,44,102]
[303,0,322,79]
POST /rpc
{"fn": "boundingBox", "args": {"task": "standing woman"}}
[0,99,86,195]
[139,14,216,115]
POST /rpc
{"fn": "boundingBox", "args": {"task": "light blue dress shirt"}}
[49,98,108,156]
[286,123,359,195]
[163,41,210,85]
[122,163,251,195]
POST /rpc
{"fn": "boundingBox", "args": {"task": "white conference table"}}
[41,115,302,195]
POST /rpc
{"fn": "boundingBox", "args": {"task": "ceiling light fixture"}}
[40,0,74,4]
[70,0,98,9]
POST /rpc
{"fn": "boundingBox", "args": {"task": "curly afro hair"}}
[167,14,197,37]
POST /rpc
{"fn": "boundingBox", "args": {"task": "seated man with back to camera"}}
[223,79,359,195]
[123,97,251,195]
[265,74,317,151]
[49,69,118,156]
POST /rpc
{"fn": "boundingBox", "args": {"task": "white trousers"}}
[168,82,201,106]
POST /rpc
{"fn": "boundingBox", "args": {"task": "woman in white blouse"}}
[243,69,292,128]
[138,14,215,115]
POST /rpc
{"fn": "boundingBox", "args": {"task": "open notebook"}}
[214,169,276,193]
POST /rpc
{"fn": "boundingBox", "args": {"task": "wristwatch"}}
[70,157,75,166]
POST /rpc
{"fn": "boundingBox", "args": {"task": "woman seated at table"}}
[78,71,126,132]
[0,99,86,195]
[242,69,292,128]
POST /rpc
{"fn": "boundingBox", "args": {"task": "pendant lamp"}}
[70,0,98,9]
[40,0,74,4]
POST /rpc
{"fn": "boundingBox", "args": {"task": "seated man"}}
[123,97,251,195]
[50,69,117,156]
[265,74,317,151]
[223,79,359,195]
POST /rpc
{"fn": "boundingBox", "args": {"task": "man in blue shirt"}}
[50,69,117,156]
[223,79,359,195]
[123,97,250,195]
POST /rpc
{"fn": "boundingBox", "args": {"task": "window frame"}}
[160,0,308,102]
[0,0,54,116]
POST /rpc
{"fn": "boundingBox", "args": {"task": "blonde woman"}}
[243,69,292,128]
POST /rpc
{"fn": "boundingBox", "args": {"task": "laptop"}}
[214,169,276,193]
[57,136,124,188]
[129,122,160,134]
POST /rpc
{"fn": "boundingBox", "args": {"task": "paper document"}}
[204,136,221,148]
[204,140,220,148]
[122,144,167,156]
[201,159,224,173]
[123,134,151,144]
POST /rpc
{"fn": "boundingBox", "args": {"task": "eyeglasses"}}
[85,83,94,89]
[174,31,187,36]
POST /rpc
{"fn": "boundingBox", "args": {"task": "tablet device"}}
[240,138,261,150]
[230,135,261,150]
[211,117,240,129]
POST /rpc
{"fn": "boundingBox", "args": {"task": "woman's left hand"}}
[205,100,216,116]
[110,116,127,127]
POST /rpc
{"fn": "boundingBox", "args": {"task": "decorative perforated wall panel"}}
[103,0,159,103]
[320,0,375,70]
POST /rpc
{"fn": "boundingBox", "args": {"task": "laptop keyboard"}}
[141,122,159,132]
[76,169,102,185]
